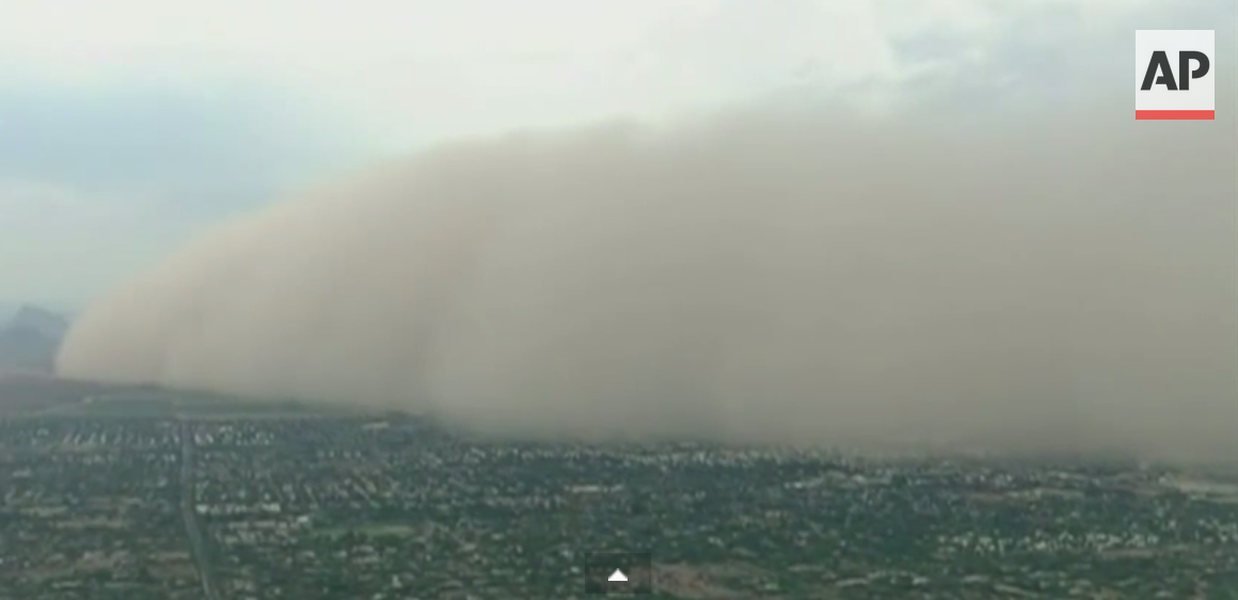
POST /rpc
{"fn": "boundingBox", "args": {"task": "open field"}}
[0,375,124,415]
[0,376,365,420]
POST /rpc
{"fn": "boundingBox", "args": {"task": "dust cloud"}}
[56,103,1238,462]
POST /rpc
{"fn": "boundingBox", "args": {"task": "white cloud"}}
[8,0,1180,148]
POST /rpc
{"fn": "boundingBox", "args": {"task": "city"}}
[1,390,1235,599]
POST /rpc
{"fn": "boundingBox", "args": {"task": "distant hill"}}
[0,304,69,375]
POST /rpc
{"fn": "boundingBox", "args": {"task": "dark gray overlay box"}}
[583,552,652,596]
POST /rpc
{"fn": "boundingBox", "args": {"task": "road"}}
[180,421,219,600]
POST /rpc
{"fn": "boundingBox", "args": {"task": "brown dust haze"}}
[56,103,1238,462]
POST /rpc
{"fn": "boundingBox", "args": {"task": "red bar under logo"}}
[1135,110,1215,120]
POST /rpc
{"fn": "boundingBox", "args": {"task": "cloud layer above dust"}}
[56,103,1238,461]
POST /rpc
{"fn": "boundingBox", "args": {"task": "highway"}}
[179,421,219,600]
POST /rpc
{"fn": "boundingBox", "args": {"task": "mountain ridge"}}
[0,303,70,375]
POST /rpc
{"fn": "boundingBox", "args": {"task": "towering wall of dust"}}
[57,108,1238,461]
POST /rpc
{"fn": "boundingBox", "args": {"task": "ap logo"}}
[1135,30,1215,120]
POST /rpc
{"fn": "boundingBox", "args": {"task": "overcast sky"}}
[0,0,1233,310]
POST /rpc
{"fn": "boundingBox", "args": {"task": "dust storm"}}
[56,105,1238,461]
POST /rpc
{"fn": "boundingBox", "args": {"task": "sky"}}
[10,0,1229,457]
[1,0,1235,310]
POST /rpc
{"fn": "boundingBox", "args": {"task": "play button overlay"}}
[583,552,652,595]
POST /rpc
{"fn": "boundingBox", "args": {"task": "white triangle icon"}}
[608,569,628,583]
